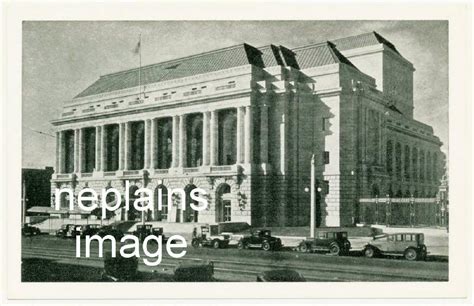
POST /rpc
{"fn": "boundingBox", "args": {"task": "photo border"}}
[3,0,472,301]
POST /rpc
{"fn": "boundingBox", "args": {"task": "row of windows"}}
[386,140,439,183]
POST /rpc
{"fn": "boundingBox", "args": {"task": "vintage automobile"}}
[237,229,282,251]
[55,224,75,238]
[363,232,427,261]
[256,269,306,282]
[191,225,231,249]
[71,224,101,237]
[22,223,41,236]
[296,231,351,256]
[173,261,215,282]
[132,224,167,242]
[96,225,124,240]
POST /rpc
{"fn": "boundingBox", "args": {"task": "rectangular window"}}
[323,151,330,164]
[324,180,330,194]
[223,200,232,222]
[322,117,330,131]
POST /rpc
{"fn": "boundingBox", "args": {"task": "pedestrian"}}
[192,227,197,239]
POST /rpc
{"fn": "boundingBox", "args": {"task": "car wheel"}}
[404,248,418,261]
[329,243,341,255]
[191,239,200,248]
[262,241,271,251]
[364,246,376,258]
[298,243,309,253]
[212,240,220,249]
[237,241,245,250]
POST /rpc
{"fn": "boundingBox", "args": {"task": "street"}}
[22,235,448,282]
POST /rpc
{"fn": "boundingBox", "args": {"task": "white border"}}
[3,0,472,301]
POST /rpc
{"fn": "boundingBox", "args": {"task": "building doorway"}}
[216,183,232,223]
[184,184,199,222]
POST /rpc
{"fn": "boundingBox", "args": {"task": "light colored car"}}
[363,233,427,261]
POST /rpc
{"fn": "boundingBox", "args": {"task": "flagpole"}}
[138,33,141,100]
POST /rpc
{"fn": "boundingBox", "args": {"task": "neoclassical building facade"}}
[51,32,444,227]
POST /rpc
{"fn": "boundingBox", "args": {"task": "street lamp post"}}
[310,154,315,238]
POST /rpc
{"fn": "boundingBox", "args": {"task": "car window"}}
[395,234,403,241]
[405,234,414,242]
[387,235,394,241]
[317,232,326,239]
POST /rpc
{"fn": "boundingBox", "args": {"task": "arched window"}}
[64,130,75,174]
[155,185,168,221]
[371,184,380,197]
[105,124,120,171]
[130,121,145,170]
[419,151,425,182]
[426,152,432,183]
[80,189,94,208]
[386,140,393,176]
[412,148,418,181]
[186,114,203,167]
[127,185,140,221]
[395,142,402,180]
[218,109,237,165]
[157,118,173,169]
[404,145,410,180]
[184,184,199,223]
[216,183,232,222]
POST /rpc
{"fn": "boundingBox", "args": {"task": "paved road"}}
[22,235,448,282]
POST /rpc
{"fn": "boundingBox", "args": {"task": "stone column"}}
[55,131,61,173]
[244,105,253,164]
[280,100,288,174]
[124,122,131,170]
[144,119,151,169]
[209,110,218,166]
[260,102,269,164]
[118,123,124,170]
[73,129,80,173]
[202,112,210,166]
[94,126,101,171]
[100,125,107,172]
[150,119,157,169]
[236,107,244,163]
[178,115,187,168]
[171,116,179,168]
[78,128,84,173]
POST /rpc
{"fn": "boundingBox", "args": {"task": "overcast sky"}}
[22,20,448,168]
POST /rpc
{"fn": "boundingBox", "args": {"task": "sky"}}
[22,21,448,168]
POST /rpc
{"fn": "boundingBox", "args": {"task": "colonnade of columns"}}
[55,106,255,174]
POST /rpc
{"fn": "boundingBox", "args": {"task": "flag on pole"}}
[133,38,141,55]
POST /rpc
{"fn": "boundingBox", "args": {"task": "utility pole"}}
[22,179,26,225]
[310,154,315,238]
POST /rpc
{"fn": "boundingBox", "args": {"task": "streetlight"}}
[310,154,315,238]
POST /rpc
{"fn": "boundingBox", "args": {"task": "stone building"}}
[51,31,444,227]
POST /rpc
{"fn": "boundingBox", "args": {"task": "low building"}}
[50,31,444,227]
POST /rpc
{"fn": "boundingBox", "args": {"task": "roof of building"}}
[74,43,265,99]
[293,41,357,70]
[73,33,398,99]
[331,31,401,55]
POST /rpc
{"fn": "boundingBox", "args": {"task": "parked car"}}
[71,224,101,237]
[297,231,351,255]
[237,229,282,251]
[55,224,75,238]
[256,269,306,282]
[96,225,124,240]
[173,261,215,282]
[191,225,231,249]
[132,224,153,241]
[132,224,168,242]
[363,233,427,261]
[22,223,41,236]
